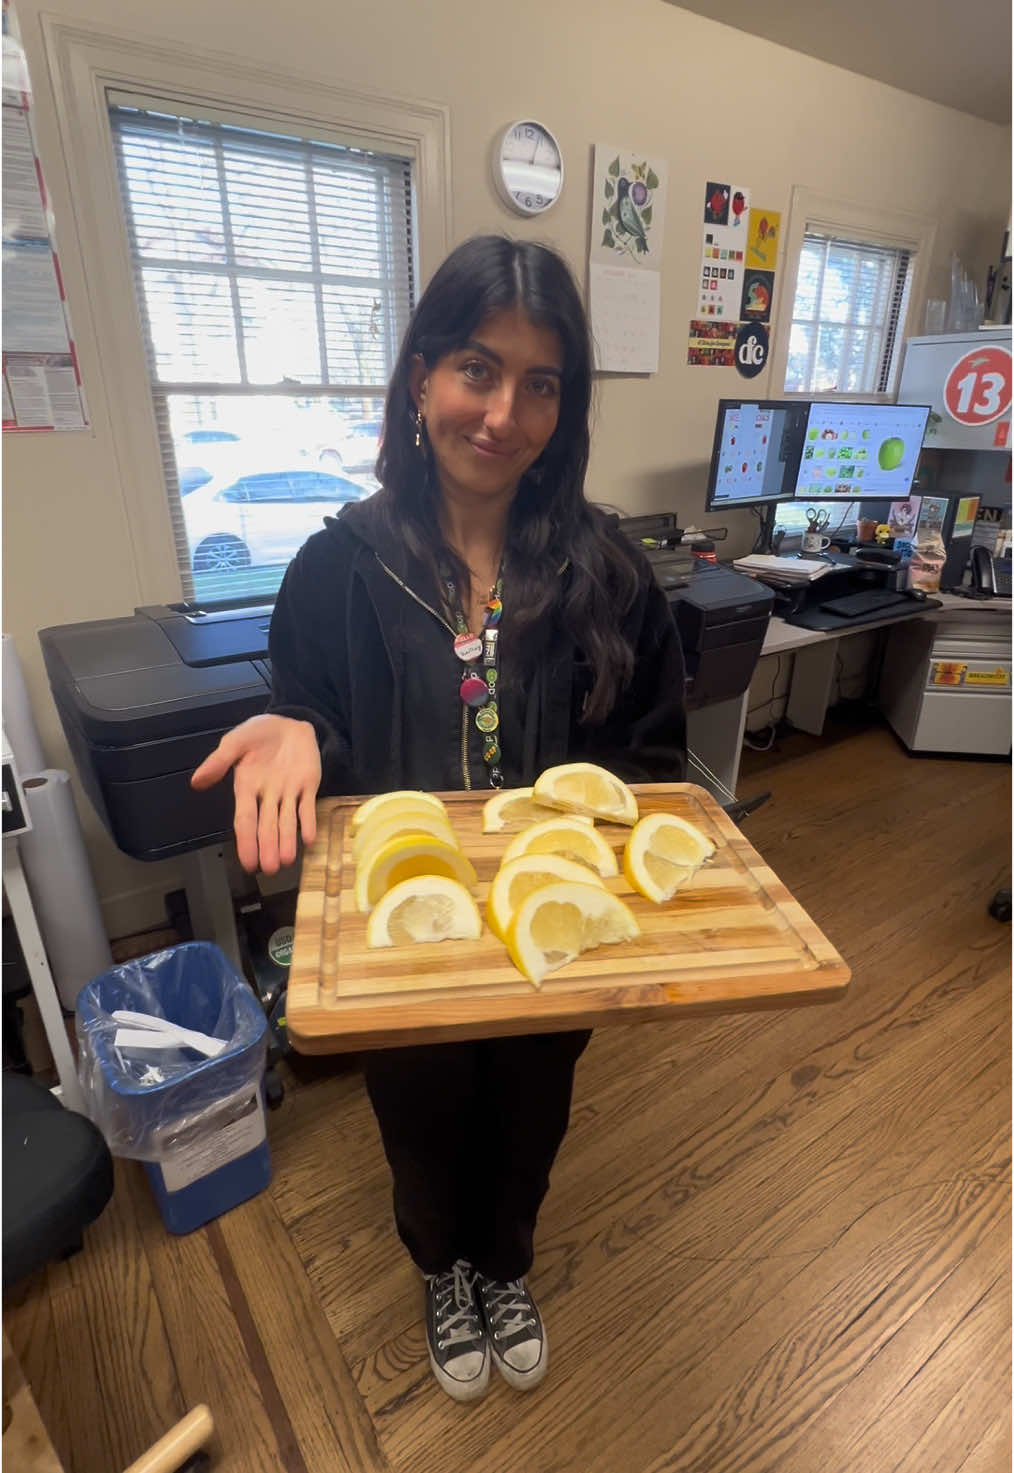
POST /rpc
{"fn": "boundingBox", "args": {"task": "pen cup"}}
[801,531,831,555]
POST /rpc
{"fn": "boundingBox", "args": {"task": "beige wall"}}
[4,0,1010,934]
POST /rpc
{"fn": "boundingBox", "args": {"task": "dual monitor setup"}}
[704,398,932,553]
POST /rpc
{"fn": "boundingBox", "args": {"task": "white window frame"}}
[770,186,936,404]
[40,17,451,604]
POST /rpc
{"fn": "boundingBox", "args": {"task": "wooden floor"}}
[6,718,1011,1473]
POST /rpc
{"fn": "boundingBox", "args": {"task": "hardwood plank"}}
[4,1277,71,1469]
[2,1331,65,1473]
[117,1164,287,1473]
[215,1187,391,1473]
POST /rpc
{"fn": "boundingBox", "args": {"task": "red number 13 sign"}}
[943,345,1012,426]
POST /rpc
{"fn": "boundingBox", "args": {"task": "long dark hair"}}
[375,234,641,722]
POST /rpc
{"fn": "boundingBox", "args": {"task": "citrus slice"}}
[499,816,619,877]
[354,833,477,913]
[505,881,640,985]
[366,875,482,948]
[352,809,457,864]
[350,790,447,834]
[486,854,607,941]
[482,787,548,833]
[622,813,716,903]
[532,762,638,825]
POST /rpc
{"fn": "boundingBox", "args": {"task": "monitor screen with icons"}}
[793,402,931,501]
[704,400,811,511]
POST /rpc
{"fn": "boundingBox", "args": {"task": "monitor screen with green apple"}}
[794,402,931,500]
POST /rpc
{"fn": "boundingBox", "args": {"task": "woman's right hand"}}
[190,713,322,875]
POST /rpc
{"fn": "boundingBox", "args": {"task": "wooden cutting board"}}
[287,783,850,1053]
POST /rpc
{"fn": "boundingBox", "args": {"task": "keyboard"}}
[818,589,912,618]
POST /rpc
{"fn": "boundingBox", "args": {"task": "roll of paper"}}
[18,769,112,1010]
[2,633,47,775]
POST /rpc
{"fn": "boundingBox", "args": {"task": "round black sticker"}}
[735,321,769,379]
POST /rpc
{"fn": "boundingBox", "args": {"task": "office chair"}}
[2,1071,114,1291]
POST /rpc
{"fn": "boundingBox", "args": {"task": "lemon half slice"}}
[482,787,550,833]
[505,881,640,985]
[500,816,619,877]
[354,832,477,912]
[623,813,715,903]
[352,809,456,864]
[366,875,482,948]
[486,854,607,941]
[350,790,447,834]
[533,762,638,825]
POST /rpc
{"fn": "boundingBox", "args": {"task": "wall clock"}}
[492,120,564,217]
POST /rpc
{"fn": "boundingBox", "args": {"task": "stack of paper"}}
[733,555,836,586]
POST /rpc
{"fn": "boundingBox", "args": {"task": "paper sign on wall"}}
[746,208,780,271]
[589,144,668,374]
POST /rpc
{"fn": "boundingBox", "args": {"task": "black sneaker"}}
[424,1260,490,1402]
[475,1275,548,1390]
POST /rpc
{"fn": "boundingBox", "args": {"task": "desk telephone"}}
[968,546,1013,599]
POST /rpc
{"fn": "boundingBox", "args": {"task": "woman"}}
[192,235,687,1402]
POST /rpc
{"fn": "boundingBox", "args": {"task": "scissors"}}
[805,507,830,532]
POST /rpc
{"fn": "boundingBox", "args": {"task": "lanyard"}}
[440,561,504,789]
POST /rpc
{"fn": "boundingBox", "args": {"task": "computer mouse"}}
[906,588,928,602]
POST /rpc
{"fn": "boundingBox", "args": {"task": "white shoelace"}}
[432,1260,482,1350]
[481,1279,536,1339]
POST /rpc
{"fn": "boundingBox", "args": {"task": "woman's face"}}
[411,306,564,503]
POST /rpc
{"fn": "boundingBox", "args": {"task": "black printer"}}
[664,564,773,709]
[40,602,274,861]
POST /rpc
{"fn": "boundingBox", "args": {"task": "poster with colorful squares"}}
[698,183,749,321]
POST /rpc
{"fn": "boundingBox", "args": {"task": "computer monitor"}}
[704,400,810,514]
[793,401,931,501]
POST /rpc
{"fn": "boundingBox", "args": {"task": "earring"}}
[414,409,424,450]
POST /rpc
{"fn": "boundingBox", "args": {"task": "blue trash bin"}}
[76,942,271,1234]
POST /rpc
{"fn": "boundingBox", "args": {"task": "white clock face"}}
[495,121,563,216]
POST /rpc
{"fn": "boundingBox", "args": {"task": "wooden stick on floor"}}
[121,1405,214,1473]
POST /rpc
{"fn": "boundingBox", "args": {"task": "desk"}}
[716,595,1012,798]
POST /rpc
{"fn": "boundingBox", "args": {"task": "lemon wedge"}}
[350,790,447,834]
[366,875,482,948]
[500,816,619,877]
[532,762,638,825]
[352,809,457,864]
[354,832,477,913]
[622,813,716,903]
[505,881,640,985]
[481,787,551,833]
[486,854,607,941]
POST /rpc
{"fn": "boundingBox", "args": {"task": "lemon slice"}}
[500,816,619,877]
[355,833,477,913]
[350,790,447,834]
[352,809,457,864]
[482,788,547,833]
[366,875,482,948]
[486,854,607,941]
[533,762,639,825]
[623,813,716,903]
[505,881,640,985]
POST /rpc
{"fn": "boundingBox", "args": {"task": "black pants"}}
[362,1029,592,1281]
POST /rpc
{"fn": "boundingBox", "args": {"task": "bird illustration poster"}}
[589,144,667,373]
[746,208,781,270]
[592,145,668,266]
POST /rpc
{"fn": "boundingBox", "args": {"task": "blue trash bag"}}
[76,942,267,1162]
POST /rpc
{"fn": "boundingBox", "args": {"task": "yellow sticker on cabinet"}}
[963,667,1010,687]
[930,662,966,686]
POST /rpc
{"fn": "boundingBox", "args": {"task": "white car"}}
[183,467,371,573]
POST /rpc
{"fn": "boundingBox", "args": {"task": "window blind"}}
[785,232,912,396]
[109,103,415,602]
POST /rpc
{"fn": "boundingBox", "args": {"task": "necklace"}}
[440,560,504,789]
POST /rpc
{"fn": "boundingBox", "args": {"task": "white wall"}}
[3,0,1009,935]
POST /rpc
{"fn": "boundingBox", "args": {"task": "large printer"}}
[41,530,771,861]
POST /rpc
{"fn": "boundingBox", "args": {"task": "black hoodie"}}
[267,495,687,796]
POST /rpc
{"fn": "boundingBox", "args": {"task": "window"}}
[784,232,912,396]
[109,103,415,602]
